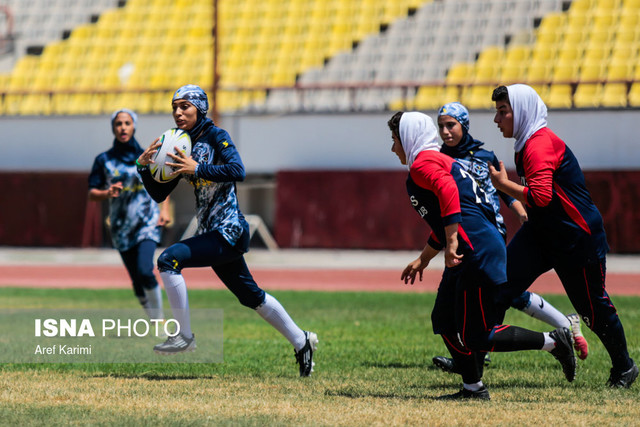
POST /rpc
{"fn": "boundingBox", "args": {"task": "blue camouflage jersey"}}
[441,134,516,239]
[88,152,161,252]
[140,118,249,252]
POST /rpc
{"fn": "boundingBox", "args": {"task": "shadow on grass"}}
[361,361,430,369]
[91,372,216,381]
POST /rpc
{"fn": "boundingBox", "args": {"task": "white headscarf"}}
[399,112,441,168]
[507,84,548,152]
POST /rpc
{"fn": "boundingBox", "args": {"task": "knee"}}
[240,290,265,309]
[463,332,491,352]
[510,291,530,311]
[157,250,181,274]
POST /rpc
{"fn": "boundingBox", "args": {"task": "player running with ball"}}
[388,111,577,400]
[136,84,317,377]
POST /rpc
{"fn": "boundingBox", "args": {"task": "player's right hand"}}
[137,138,162,166]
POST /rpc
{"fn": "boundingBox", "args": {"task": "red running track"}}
[2,265,639,295]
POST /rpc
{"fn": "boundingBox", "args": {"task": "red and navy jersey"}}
[515,128,608,259]
[406,150,506,285]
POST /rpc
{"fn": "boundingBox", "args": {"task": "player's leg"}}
[118,246,149,313]
[556,258,637,388]
[153,232,231,354]
[436,334,489,400]
[512,291,588,359]
[431,269,489,399]
[461,277,577,383]
[498,225,552,312]
[135,239,164,320]
[212,247,317,377]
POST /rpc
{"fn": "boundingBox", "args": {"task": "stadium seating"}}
[1,0,639,114]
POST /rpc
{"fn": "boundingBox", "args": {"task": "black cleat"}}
[432,356,460,375]
[549,327,577,382]
[607,360,638,388]
[295,331,318,377]
[437,386,491,400]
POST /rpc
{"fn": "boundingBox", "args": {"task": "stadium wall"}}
[2,111,639,251]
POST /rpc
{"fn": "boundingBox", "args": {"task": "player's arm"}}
[88,185,122,201]
[157,196,172,227]
[136,139,179,203]
[509,200,528,224]
[443,222,463,268]
[192,131,246,182]
[489,160,526,204]
[411,156,464,267]
[87,155,122,201]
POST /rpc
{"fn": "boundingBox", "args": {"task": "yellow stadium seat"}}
[556,45,584,64]
[547,84,574,109]
[573,83,604,107]
[440,85,464,105]
[629,82,640,106]
[3,95,24,115]
[464,85,494,110]
[580,63,607,83]
[607,60,634,82]
[18,94,53,116]
[499,63,527,85]
[623,0,640,9]
[601,83,628,107]
[552,62,580,84]
[413,85,444,111]
[525,62,553,85]
[446,63,475,86]
[569,0,595,12]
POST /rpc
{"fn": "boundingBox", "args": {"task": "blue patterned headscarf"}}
[438,102,469,132]
[172,84,209,116]
[111,108,137,129]
[438,102,484,158]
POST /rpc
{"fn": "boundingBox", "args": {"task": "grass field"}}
[1,287,639,426]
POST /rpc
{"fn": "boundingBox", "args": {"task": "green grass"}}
[0,287,639,426]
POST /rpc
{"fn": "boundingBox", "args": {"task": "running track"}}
[2,265,639,295]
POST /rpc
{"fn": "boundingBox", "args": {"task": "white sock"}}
[255,293,306,350]
[143,285,164,320]
[160,271,192,338]
[542,332,556,351]
[521,293,570,329]
[463,381,484,391]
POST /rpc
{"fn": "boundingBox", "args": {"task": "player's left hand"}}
[166,146,198,176]
[444,249,463,268]
[401,257,428,285]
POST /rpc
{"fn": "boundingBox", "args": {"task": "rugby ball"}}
[149,128,192,183]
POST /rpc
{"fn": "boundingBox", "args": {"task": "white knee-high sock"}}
[143,285,164,320]
[255,293,306,350]
[160,271,192,338]
[521,292,570,329]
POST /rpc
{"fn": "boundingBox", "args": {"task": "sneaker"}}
[437,386,491,400]
[549,327,577,382]
[153,332,196,355]
[295,331,318,377]
[484,353,492,366]
[567,313,588,360]
[432,356,460,375]
[607,360,639,388]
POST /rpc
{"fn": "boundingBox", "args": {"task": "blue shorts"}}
[157,230,265,309]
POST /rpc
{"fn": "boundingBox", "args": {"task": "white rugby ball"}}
[149,128,192,183]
